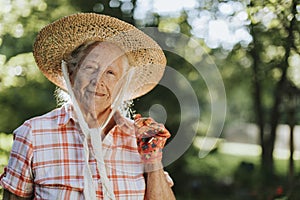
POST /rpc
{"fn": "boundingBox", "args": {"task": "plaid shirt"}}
[0,104,145,199]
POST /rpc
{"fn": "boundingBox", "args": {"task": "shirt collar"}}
[113,111,135,136]
[57,104,134,136]
[57,103,78,126]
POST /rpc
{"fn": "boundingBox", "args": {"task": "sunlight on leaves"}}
[287,53,300,87]
[0,0,47,37]
[261,45,285,63]
[0,53,45,91]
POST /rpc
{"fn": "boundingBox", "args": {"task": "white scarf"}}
[62,60,118,200]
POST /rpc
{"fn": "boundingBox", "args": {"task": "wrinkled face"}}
[71,42,128,119]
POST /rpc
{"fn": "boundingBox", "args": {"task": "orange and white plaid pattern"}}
[0,104,145,199]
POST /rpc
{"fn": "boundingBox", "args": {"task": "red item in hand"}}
[134,114,171,163]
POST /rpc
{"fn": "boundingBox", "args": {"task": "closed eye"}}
[106,69,115,75]
[83,65,97,71]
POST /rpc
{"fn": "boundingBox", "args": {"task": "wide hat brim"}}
[33,13,166,100]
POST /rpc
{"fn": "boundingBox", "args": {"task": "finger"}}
[134,115,155,125]
[164,171,174,187]
[134,113,142,120]
[134,117,149,128]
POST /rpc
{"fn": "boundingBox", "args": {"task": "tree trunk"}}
[289,120,295,184]
[264,0,297,176]
[248,0,297,176]
[249,24,267,173]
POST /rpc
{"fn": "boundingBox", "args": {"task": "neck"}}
[83,108,116,136]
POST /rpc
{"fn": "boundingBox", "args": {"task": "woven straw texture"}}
[33,13,166,100]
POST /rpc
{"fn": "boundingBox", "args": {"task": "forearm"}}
[3,189,32,200]
[144,163,175,200]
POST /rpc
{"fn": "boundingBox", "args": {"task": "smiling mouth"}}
[94,92,106,97]
[87,90,106,97]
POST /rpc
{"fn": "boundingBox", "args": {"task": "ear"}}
[68,64,79,86]
[69,70,75,86]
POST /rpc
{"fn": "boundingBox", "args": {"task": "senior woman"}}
[0,13,175,200]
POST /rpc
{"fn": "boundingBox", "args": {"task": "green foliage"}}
[0,132,13,199]
[0,133,12,171]
[0,81,56,133]
[0,0,79,133]
[0,53,56,133]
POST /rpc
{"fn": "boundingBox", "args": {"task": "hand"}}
[134,114,171,164]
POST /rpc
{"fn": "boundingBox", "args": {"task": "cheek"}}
[73,80,82,92]
[106,78,119,93]
[109,80,125,100]
[73,78,90,99]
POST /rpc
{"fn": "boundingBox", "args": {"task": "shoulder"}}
[13,105,67,137]
[27,105,66,125]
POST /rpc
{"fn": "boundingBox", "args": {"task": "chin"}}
[93,104,110,113]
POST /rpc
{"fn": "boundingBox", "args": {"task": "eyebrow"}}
[83,60,99,65]
[82,60,118,73]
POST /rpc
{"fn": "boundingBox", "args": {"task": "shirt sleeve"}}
[0,121,34,198]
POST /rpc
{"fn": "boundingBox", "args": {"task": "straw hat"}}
[33,13,166,100]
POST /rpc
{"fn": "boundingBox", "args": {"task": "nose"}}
[91,68,104,86]
[91,77,105,88]
[96,75,106,91]
[98,81,104,88]
[90,78,97,86]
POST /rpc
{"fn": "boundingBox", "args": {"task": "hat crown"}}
[33,13,166,100]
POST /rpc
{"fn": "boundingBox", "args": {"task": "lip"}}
[94,92,106,97]
[87,90,106,97]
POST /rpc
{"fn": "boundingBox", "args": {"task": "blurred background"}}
[0,0,300,199]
